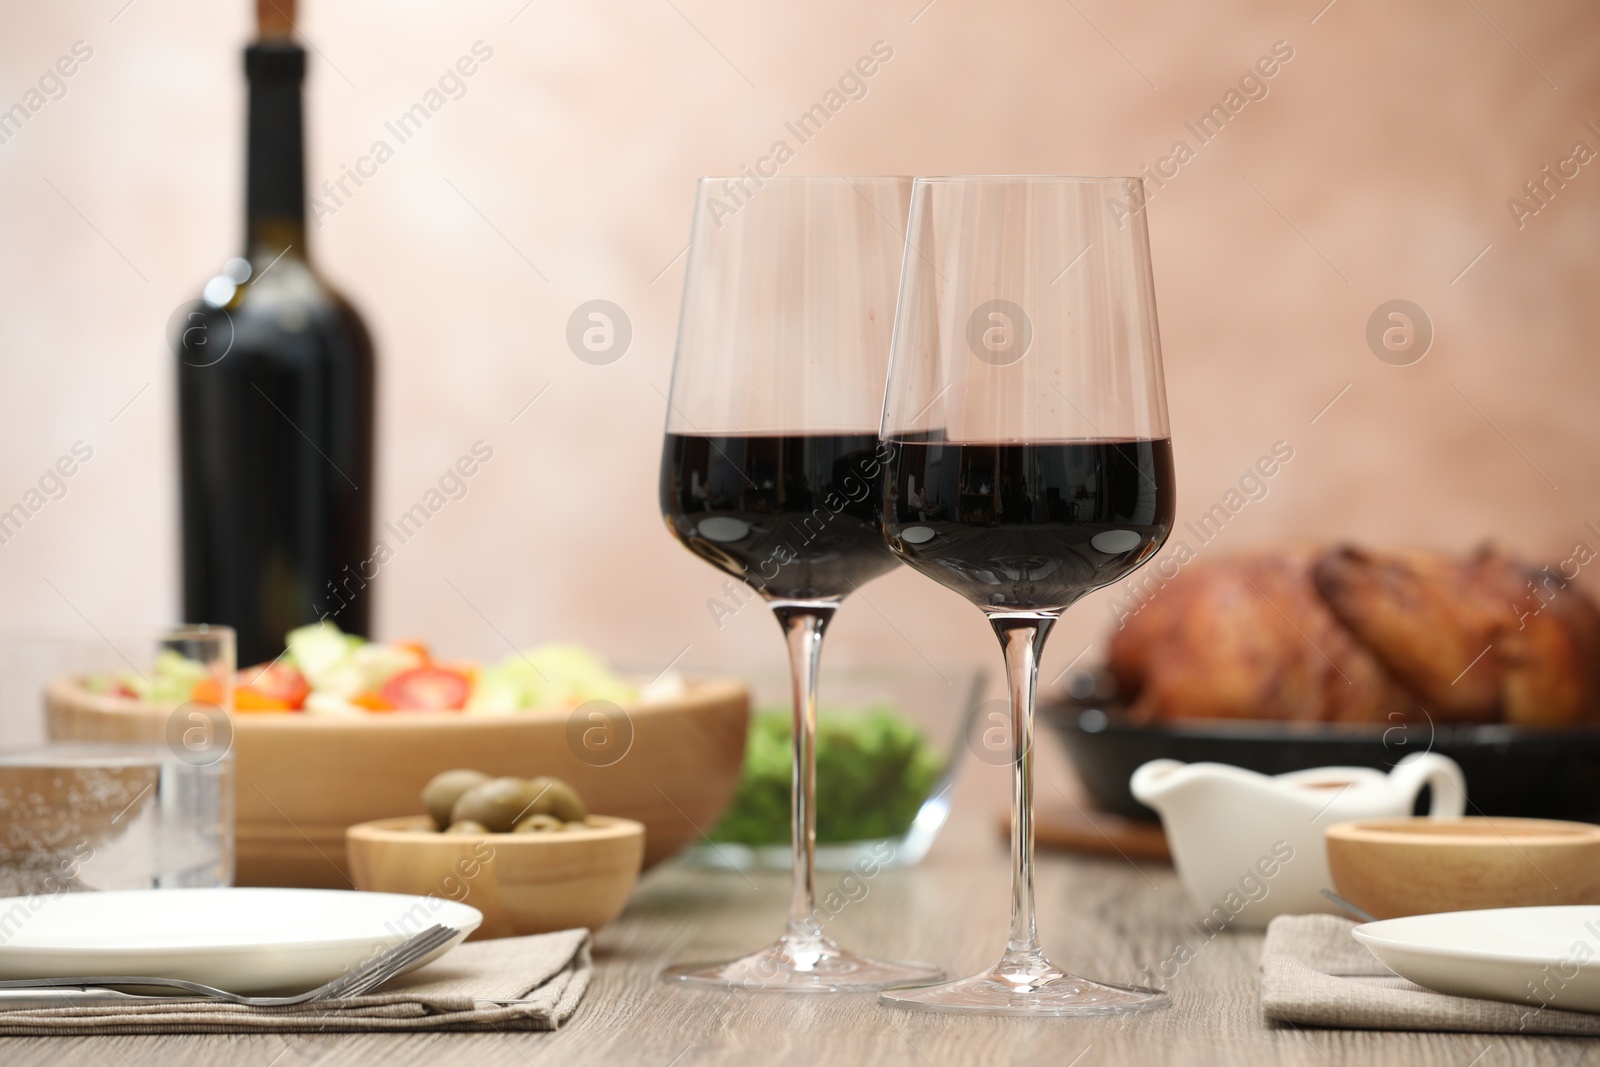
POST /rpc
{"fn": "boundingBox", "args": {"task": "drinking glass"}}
[0,625,236,894]
[659,175,942,991]
[876,176,1176,1015]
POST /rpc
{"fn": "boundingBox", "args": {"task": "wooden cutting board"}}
[1003,768,1170,860]
[1026,802,1170,860]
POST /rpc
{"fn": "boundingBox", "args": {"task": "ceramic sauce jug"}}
[1130,752,1466,929]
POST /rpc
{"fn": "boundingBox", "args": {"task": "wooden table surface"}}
[2,767,1594,1066]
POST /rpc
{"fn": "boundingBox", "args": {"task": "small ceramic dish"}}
[346,815,644,939]
[1327,817,1600,920]
[1353,906,1600,1011]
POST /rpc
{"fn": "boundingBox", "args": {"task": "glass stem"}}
[773,600,836,943]
[991,612,1055,962]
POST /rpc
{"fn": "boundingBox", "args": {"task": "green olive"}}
[451,777,541,833]
[445,819,490,834]
[422,769,491,830]
[525,776,588,822]
[513,813,566,834]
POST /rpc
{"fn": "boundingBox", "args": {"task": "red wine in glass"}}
[881,436,1175,612]
[661,432,898,601]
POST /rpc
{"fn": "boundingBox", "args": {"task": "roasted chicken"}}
[1109,544,1600,727]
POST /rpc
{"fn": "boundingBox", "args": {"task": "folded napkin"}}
[0,928,591,1036]
[1261,914,1600,1037]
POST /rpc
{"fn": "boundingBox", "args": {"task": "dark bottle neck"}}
[245,42,308,261]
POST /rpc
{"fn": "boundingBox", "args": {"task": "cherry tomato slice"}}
[238,661,310,710]
[380,666,471,711]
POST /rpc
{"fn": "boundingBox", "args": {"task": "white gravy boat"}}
[1130,752,1466,929]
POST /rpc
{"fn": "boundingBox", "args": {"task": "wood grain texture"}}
[0,775,1588,1066]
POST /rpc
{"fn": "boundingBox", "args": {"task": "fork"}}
[0,923,460,1008]
[1319,887,1378,924]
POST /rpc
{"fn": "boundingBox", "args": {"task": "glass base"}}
[877,950,1170,1016]
[663,930,944,993]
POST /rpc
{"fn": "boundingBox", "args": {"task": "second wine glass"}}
[877,175,1177,1015]
[658,176,943,992]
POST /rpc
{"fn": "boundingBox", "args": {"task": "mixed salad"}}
[88,622,659,716]
[709,705,943,845]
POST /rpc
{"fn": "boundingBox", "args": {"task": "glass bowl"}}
[682,664,985,871]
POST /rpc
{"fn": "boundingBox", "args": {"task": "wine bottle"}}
[177,0,375,665]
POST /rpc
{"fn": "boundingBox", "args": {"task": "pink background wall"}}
[1,0,1597,694]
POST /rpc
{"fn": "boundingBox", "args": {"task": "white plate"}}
[0,888,481,994]
[1353,906,1600,1013]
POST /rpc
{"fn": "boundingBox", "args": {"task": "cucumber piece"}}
[286,622,361,690]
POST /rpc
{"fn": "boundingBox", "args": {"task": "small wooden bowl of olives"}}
[346,770,645,939]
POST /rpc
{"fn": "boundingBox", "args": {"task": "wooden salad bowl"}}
[46,676,748,888]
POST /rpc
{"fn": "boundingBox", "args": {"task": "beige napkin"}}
[0,928,591,1035]
[1261,914,1600,1036]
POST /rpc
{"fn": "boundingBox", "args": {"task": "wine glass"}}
[875,176,1176,1015]
[658,176,943,992]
